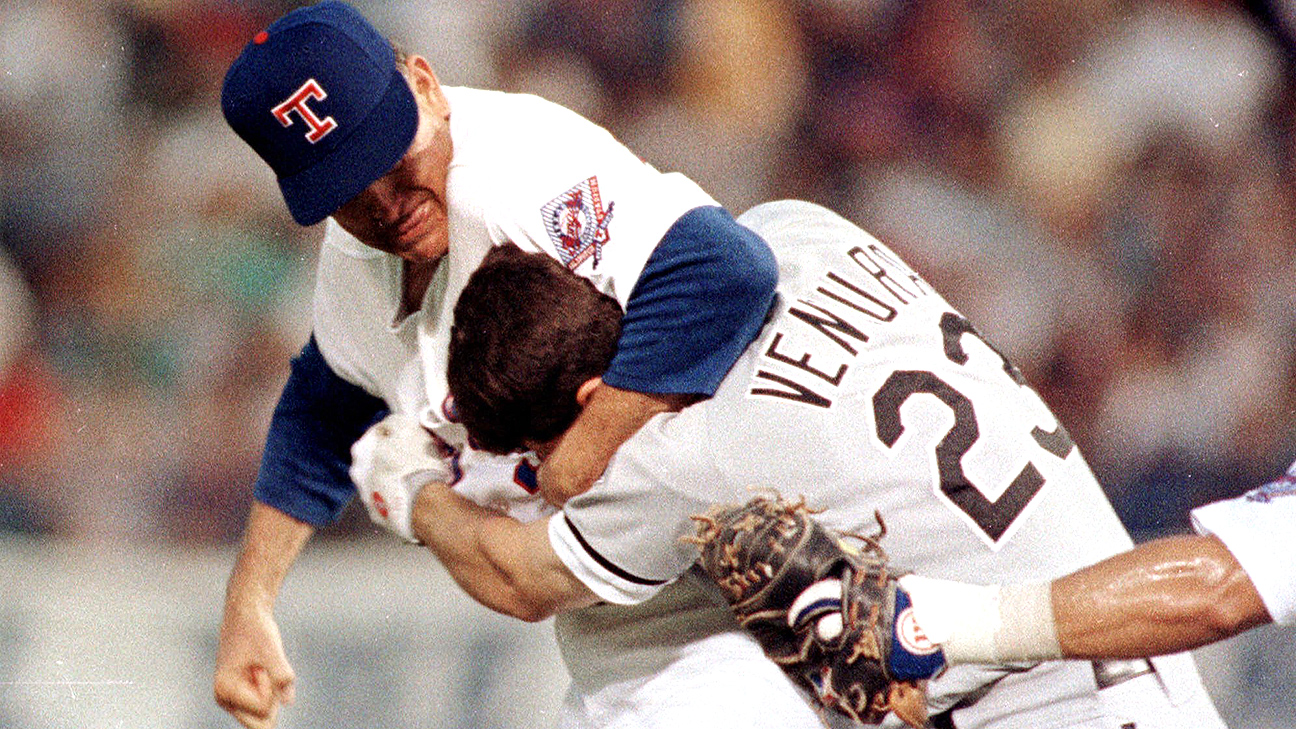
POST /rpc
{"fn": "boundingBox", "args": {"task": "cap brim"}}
[278,69,419,226]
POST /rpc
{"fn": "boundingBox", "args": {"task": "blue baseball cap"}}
[221,1,419,226]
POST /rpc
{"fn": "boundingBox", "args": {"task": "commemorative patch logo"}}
[1245,472,1296,503]
[541,176,615,270]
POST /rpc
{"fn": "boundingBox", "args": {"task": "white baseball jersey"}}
[1192,461,1296,625]
[313,89,820,727]
[552,200,1226,728]
[312,85,716,508]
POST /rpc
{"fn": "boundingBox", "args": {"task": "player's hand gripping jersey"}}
[550,201,1226,729]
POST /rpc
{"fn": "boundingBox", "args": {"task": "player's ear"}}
[575,377,603,408]
[404,55,446,107]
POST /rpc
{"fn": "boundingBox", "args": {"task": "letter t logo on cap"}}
[272,79,337,143]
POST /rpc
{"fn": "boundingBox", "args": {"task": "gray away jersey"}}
[549,200,1226,728]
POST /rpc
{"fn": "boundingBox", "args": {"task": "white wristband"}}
[898,576,1061,665]
[994,581,1063,663]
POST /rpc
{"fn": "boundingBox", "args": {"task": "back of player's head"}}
[448,244,623,454]
[221,0,418,226]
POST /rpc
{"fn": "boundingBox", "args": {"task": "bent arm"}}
[538,385,694,505]
[255,336,386,525]
[215,337,385,727]
[1051,534,1270,658]
[539,207,777,504]
[410,484,598,622]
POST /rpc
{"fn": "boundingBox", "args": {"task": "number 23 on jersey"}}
[874,312,1075,546]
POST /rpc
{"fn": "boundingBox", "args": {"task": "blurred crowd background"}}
[1,0,1294,549]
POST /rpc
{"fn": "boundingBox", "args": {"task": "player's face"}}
[332,57,452,263]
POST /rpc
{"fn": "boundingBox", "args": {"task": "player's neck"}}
[399,258,440,320]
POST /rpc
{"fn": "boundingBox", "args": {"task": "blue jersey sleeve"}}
[603,205,778,395]
[253,336,387,526]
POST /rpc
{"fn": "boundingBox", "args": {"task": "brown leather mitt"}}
[692,493,928,728]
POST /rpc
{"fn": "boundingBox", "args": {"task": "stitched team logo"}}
[1245,472,1296,503]
[541,176,615,270]
[272,78,337,143]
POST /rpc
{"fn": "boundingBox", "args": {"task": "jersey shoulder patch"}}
[540,176,615,270]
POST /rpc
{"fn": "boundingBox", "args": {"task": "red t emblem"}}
[271,79,337,143]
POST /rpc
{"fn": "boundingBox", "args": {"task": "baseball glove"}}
[691,493,927,728]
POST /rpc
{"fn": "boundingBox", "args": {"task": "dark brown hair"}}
[447,244,623,454]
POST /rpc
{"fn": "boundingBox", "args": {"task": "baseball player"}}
[897,464,1294,666]
[213,2,781,727]
[358,200,1231,728]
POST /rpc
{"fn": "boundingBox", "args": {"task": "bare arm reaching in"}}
[902,472,1295,667]
[1049,534,1270,658]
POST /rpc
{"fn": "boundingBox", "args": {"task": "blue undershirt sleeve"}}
[252,335,387,526]
[603,205,778,396]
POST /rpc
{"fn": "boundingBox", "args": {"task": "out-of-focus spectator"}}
[501,0,683,124]
[0,253,33,378]
[1,0,317,542]
[0,249,54,534]
[615,0,807,213]
[0,1,129,281]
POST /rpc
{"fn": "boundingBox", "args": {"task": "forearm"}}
[411,485,597,621]
[225,501,315,611]
[903,535,1271,665]
[538,385,693,505]
[1052,535,1270,658]
[216,502,309,727]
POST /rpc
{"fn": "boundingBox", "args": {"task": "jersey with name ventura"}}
[551,200,1224,728]
[1192,460,1296,625]
[312,86,716,516]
